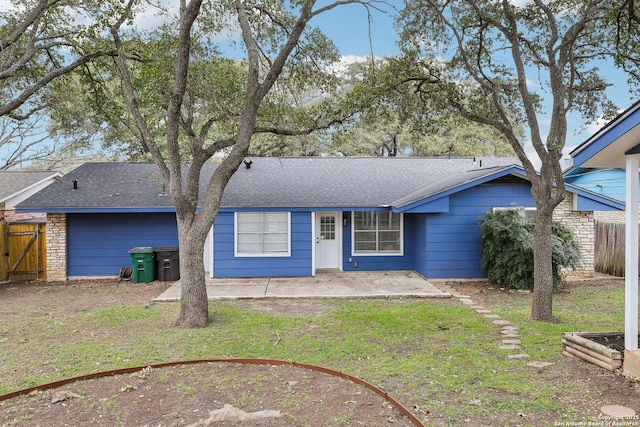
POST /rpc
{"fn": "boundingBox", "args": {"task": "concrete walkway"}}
[153,270,451,302]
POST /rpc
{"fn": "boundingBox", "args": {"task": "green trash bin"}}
[129,247,155,283]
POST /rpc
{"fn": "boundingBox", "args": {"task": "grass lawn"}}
[0,277,636,426]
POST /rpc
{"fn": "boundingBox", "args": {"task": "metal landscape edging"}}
[0,357,424,426]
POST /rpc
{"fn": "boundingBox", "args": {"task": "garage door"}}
[67,213,179,277]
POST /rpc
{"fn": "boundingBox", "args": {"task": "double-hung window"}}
[235,212,290,257]
[352,211,403,255]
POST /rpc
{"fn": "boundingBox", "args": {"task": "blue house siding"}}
[415,182,534,279]
[67,213,178,277]
[342,214,415,272]
[212,211,313,277]
[565,168,627,201]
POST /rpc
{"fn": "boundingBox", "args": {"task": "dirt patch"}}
[2,362,413,426]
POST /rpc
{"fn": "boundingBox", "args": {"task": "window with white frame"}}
[235,212,290,256]
[352,211,403,255]
[492,206,536,219]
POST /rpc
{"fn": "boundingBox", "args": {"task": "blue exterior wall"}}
[342,213,415,272]
[211,181,533,278]
[414,182,535,279]
[67,213,178,277]
[213,211,313,277]
[565,168,627,202]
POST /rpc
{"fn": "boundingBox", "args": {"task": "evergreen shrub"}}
[478,208,581,291]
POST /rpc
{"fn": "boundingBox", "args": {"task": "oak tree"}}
[399,0,618,321]
[109,0,388,327]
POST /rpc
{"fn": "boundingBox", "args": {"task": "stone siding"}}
[2,209,46,223]
[46,213,67,281]
[593,206,640,224]
[553,193,595,277]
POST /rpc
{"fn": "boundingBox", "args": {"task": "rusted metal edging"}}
[0,358,425,426]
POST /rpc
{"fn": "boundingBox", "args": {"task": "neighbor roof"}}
[17,157,524,212]
[0,171,62,203]
[569,99,640,169]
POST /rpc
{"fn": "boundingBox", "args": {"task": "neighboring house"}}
[16,157,620,281]
[564,167,640,223]
[0,171,63,222]
[567,99,640,378]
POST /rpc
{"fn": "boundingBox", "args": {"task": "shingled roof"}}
[0,171,62,203]
[17,157,524,212]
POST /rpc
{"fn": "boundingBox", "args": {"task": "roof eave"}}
[394,165,527,212]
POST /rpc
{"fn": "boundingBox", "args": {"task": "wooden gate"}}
[0,222,46,281]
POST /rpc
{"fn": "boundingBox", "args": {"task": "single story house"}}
[16,157,621,281]
[0,170,62,222]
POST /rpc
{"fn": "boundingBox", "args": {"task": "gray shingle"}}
[17,157,522,210]
[0,171,61,201]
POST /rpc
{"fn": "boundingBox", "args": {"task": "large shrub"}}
[478,208,581,290]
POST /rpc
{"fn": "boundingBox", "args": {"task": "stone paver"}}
[527,361,554,368]
[484,314,501,319]
[434,282,552,371]
[508,353,531,359]
[499,344,520,350]
[501,332,520,338]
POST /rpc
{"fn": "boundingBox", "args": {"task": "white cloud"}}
[0,0,15,13]
[508,0,533,7]
[128,3,177,32]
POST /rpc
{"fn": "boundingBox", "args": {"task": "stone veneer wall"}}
[593,208,636,223]
[553,193,595,276]
[2,209,46,222]
[46,213,67,281]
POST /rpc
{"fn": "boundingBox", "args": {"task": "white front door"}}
[315,212,342,269]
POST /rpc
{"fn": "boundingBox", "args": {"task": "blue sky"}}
[310,2,401,58]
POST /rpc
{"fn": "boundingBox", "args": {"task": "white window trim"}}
[492,206,536,218]
[234,212,291,257]
[351,211,404,257]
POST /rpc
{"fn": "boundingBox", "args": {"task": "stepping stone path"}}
[438,285,554,369]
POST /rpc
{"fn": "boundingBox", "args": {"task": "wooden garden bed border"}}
[562,332,623,371]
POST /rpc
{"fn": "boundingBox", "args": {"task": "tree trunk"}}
[531,206,554,321]
[174,214,210,328]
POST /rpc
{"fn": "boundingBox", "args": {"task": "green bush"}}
[478,208,581,290]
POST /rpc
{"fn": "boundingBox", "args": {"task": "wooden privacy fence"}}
[594,221,627,277]
[0,222,46,281]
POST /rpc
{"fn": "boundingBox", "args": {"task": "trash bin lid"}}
[155,246,179,252]
[128,246,155,254]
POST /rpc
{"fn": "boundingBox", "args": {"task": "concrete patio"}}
[153,270,451,302]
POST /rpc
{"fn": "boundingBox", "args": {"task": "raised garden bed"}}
[562,332,624,372]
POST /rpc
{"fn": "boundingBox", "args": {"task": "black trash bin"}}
[154,246,180,281]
